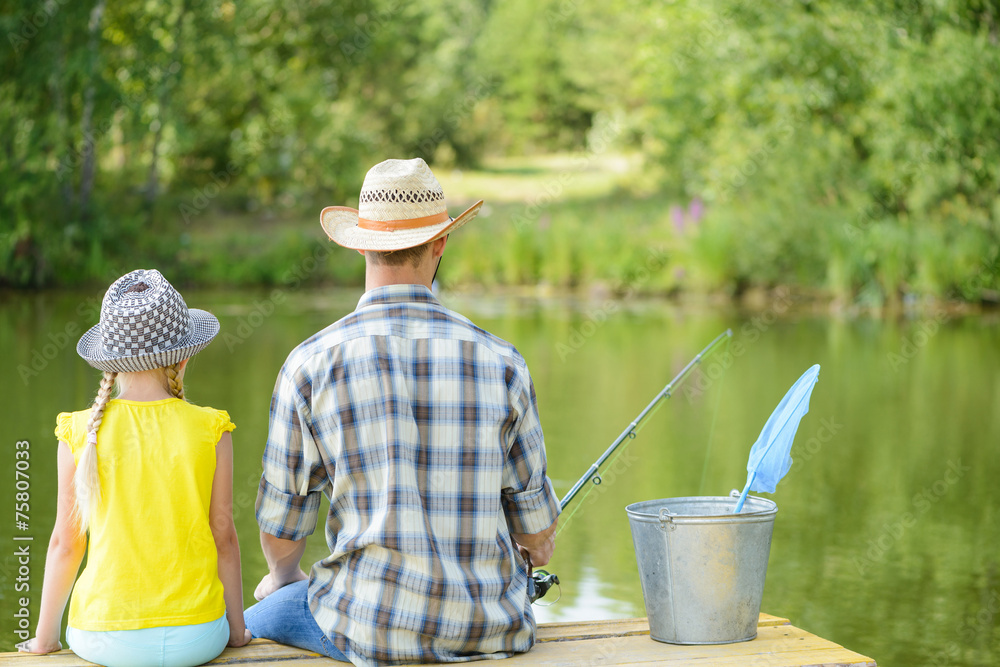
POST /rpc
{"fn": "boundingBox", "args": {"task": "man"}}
[246,158,560,665]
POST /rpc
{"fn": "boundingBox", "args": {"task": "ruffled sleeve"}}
[55,412,74,442]
[215,409,236,440]
[54,411,85,456]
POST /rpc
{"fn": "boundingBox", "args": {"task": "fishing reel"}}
[528,569,560,603]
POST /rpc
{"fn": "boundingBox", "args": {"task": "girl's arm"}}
[20,442,87,654]
[210,431,251,648]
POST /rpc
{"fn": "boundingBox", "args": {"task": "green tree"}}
[628,0,999,302]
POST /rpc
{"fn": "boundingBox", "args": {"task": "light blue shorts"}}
[67,614,228,667]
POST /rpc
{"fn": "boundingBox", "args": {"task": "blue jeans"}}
[67,614,228,667]
[245,580,349,662]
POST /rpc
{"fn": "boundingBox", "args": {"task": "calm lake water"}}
[1,286,998,666]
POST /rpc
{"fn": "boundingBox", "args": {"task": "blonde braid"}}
[166,362,185,400]
[74,371,117,533]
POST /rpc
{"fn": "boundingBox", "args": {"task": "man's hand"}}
[256,531,309,601]
[511,517,557,568]
[254,568,308,601]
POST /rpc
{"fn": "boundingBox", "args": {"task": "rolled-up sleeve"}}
[256,359,328,541]
[502,368,561,535]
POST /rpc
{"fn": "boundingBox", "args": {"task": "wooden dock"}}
[0,614,876,666]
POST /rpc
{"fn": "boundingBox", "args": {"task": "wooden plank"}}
[210,639,324,664]
[757,613,792,627]
[0,616,874,667]
[444,624,875,666]
[536,614,790,642]
[0,654,86,666]
[474,643,875,667]
[0,640,325,666]
[537,618,651,642]
[682,650,876,667]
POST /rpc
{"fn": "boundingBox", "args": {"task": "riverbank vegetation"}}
[2,0,998,306]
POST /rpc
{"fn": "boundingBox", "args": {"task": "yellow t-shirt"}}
[55,398,235,631]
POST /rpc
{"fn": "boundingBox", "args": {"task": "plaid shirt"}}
[256,284,560,665]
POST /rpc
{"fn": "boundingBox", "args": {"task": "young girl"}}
[18,269,251,667]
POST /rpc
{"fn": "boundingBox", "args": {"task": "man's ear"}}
[432,235,449,258]
[357,249,366,256]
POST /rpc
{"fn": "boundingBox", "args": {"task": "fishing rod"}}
[528,328,734,603]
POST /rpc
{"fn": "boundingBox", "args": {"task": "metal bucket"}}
[625,494,777,645]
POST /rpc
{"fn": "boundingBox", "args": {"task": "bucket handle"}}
[658,507,676,532]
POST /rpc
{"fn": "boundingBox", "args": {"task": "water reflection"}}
[1,287,997,665]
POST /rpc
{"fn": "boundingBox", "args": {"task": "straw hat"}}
[320,158,483,251]
[77,269,220,373]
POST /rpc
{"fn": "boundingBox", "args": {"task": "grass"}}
[83,152,998,308]
[436,154,641,204]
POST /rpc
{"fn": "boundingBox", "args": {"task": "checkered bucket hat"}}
[320,157,483,251]
[77,269,220,373]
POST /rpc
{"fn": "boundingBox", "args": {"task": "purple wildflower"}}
[670,205,685,233]
[688,197,704,225]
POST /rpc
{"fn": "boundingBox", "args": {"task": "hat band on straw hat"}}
[358,210,450,232]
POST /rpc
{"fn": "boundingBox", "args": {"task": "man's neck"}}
[364,266,432,292]
[362,238,444,292]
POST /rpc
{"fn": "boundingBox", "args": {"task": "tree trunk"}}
[144,121,163,209]
[78,0,106,220]
[51,47,75,210]
[144,0,190,218]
